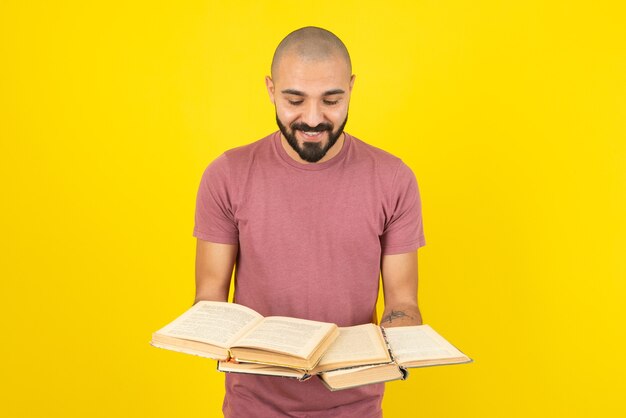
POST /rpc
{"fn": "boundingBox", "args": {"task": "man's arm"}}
[194,239,238,304]
[380,251,423,327]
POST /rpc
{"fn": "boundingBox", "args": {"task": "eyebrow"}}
[281,88,345,97]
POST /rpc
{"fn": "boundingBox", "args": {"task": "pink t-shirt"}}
[194,131,425,418]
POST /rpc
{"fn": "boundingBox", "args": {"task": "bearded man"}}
[193,26,426,418]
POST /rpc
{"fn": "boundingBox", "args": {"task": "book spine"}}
[379,327,397,363]
[380,327,408,381]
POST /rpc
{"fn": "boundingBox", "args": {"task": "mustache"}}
[290,122,333,132]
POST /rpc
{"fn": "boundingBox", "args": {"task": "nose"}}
[301,102,325,127]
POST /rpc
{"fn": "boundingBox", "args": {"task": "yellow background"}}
[1,1,625,417]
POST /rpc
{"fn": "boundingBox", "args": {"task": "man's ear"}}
[265,76,275,104]
[349,74,356,91]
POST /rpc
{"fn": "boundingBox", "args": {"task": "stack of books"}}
[151,301,471,391]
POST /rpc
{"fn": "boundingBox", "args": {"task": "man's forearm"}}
[193,291,228,305]
[380,304,423,327]
[194,240,237,305]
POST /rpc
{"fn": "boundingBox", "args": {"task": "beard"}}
[276,113,348,163]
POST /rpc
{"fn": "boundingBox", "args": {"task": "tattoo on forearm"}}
[381,310,414,324]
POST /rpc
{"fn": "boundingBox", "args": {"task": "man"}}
[193,26,425,418]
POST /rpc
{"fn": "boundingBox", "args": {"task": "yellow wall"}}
[1,1,624,417]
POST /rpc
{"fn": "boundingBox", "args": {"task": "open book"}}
[218,323,471,390]
[218,323,392,380]
[319,324,471,390]
[151,301,339,370]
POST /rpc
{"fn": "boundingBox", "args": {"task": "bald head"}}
[271,26,352,80]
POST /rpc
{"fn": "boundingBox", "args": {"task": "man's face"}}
[266,54,355,163]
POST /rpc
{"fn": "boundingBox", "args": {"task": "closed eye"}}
[288,100,303,106]
[323,100,339,105]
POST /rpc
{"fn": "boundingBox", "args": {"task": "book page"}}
[217,361,308,379]
[156,301,263,348]
[234,316,334,358]
[322,363,380,376]
[317,324,390,368]
[384,325,466,364]
[319,363,405,391]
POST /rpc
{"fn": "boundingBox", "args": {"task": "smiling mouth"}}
[298,130,326,140]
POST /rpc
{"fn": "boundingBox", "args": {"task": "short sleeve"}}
[380,162,426,255]
[193,154,239,244]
